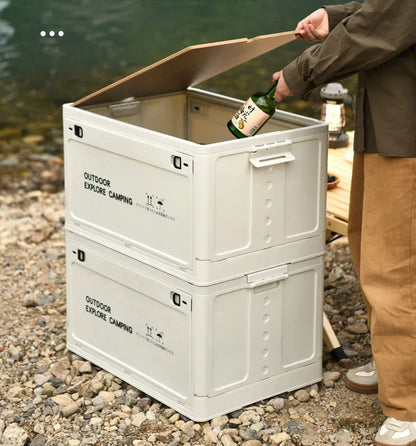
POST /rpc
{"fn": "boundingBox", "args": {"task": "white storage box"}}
[66,231,323,421]
[63,32,328,285]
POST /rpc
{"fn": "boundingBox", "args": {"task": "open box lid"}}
[73,30,297,108]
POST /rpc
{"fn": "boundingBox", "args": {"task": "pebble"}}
[29,434,47,446]
[294,389,310,402]
[52,393,73,406]
[270,432,291,445]
[61,403,80,417]
[348,322,369,334]
[239,410,261,425]
[335,428,353,445]
[221,434,236,446]
[268,397,285,411]
[238,427,259,441]
[132,413,147,427]
[180,421,196,438]
[79,361,93,373]
[211,415,229,430]
[1,423,29,446]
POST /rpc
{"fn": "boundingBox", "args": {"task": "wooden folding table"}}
[324,135,354,360]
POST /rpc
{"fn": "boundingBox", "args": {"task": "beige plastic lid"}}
[73,30,296,107]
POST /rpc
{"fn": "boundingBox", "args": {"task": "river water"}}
[0,0,354,130]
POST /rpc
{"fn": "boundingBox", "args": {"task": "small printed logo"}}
[145,324,164,343]
[40,30,64,37]
[138,192,175,221]
[145,193,165,211]
[238,120,245,129]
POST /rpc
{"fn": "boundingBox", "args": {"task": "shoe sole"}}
[374,441,416,446]
[344,375,378,394]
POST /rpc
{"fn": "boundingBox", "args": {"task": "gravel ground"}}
[0,140,385,446]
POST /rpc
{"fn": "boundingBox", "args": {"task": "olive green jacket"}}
[283,0,416,156]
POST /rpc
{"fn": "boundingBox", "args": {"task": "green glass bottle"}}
[227,82,277,138]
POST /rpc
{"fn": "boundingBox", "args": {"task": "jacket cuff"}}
[282,59,314,101]
[323,5,349,32]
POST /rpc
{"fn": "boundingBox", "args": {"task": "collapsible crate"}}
[63,32,328,285]
[66,231,323,421]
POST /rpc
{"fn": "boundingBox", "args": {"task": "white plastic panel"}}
[282,266,320,367]
[211,290,250,391]
[67,243,192,401]
[66,127,193,267]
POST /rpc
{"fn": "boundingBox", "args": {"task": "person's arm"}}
[296,2,362,42]
[324,2,362,32]
[279,0,416,100]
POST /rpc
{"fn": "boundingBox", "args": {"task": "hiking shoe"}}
[344,360,378,394]
[374,418,416,446]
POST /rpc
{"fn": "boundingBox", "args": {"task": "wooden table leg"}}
[323,312,347,361]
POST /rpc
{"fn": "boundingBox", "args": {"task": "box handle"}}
[247,265,288,288]
[249,140,295,168]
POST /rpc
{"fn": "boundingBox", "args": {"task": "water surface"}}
[0,0,355,131]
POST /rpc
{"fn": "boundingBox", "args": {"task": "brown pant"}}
[348,152,416,421]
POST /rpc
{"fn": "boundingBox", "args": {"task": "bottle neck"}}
[266,82,277,99]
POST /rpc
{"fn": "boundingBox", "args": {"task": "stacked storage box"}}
[63,31,328,421]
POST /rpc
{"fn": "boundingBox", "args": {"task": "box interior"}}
[80,90,306,145]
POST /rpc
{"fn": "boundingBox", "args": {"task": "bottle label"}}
[231,98,270,137]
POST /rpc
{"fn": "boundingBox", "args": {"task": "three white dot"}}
[40,30,64,37]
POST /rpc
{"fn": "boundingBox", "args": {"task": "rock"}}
[61,403,79,417]
[52,393,73,406]
[34,374,50,386]
[169,413,180,423]
[137,396,152,410]
[348,322,368,334]
[91,394,106,410]
[125,392,138,407]
[268,397,285,411]
[22,134,43,145]
[294,389,310,402]
[310,389,319,398]
[270,432,291,445]
[98,391,115,405]
[228,418,242,428]
[50,359,70,382]
[323,371,341,388]
[211,415,229,429]
[0,156,19,167]
[180,421,195,438]
[78,361,93,374]
[204,426,219,443]
[238,410,260,425]
[259,427,281,438]
[241,441,262,446]
[29,434,47,446]
[90,380,104,394]
[1,423,29,446]
[286,421,303,435]
[220,434,236,446]
[238,427,259,441]
[132,413,147,428]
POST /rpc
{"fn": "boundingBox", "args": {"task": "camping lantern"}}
[318,83,349,148]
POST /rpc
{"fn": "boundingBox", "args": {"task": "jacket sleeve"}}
[324,2,362,32]
[283,0,416,100]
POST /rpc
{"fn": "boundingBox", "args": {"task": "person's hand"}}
[272,71,293,102]
[295,7,329,42]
